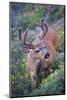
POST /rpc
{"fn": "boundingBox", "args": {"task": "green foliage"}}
[10,43,32,97]
[16,8,44,30]
[16,5,64,30]
[29,68,65,96]
[59,31,64,52]
[49,6,64,22]
[51,52,64,71]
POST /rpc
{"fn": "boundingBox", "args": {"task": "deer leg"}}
[30,71,37,89]
[41,66,50,78]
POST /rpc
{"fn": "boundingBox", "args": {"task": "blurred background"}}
[9,2,65,97]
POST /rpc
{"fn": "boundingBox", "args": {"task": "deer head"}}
[18,19,49,60]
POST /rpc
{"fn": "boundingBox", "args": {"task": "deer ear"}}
[21,47,30,53]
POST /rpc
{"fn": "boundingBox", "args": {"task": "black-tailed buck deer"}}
[18,19,60,89]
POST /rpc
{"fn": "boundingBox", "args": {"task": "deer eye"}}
[35,49,40,53]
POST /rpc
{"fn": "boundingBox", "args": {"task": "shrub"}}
[29,68,65,96]
[16,8,44,30]
[50,52,64,71]
[10,43,32,97]
[49,6,64,22]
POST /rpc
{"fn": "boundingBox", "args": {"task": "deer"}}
[18,19,60,89]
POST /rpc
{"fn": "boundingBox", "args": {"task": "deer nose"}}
[44,52,50,59]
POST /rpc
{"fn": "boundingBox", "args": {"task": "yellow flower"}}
[20,75,23,79]
[14,48,16,52]
[22,59,26,63]
[59,64,64,68]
